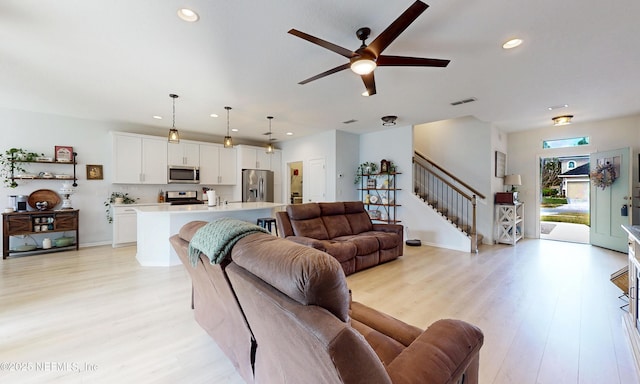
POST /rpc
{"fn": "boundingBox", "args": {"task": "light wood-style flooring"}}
[1,240,638,383]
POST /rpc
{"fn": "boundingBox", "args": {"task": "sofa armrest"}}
[350,301,421,347]
[372,223,404,237]
[386,319,484,384]
[284,236,327,251]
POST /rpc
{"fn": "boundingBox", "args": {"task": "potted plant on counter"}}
[104,192,138,223]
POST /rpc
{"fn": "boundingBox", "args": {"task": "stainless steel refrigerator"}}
[242,169,274,202]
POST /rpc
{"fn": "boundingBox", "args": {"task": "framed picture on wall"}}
[495,151,506,178]
[55,146,74,162]
[86,164,103,180]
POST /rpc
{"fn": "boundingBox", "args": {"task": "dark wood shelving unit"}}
[358,172,402,224]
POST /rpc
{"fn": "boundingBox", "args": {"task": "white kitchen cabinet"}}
[112,205,138,247]
[238,145,271,170]
[199,143,237,185]
[168,141,199,166]
[112,132,167,184]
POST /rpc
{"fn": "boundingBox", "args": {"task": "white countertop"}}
[134,201,285,214]
[623,225,640,243]
[111,202,171,207]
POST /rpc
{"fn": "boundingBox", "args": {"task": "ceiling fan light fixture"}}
[552,115,574,126]
[168,94,180,143]
[350,58,377,75]
[224,106,233,148]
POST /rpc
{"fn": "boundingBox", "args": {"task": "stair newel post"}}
[471,194,478,253]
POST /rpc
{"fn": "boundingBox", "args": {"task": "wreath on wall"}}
[590,161,617,190]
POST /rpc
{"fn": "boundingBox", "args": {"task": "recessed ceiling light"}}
[547,104,569,111]
[231,128,239,132]
[177,8,199,22]
[152,115,163,120]
[210,113,219,118]
[502,38,523,49]
[286,132,294,136]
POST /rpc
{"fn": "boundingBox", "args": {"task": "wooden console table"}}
[2,209,79,259]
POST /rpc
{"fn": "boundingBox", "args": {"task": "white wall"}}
[413,116,494,243]
[335,130,359,202]
[280,130,336,202]
[507,114,640,237]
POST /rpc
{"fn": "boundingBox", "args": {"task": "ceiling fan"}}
[288,0,450,96]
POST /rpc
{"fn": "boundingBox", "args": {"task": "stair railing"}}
[413,151,486,253]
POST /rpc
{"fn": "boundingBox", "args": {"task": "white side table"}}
[495,203,524,245]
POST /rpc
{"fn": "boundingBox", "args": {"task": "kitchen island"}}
[135,202,285,266]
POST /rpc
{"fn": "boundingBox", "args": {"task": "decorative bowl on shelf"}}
[54,237,74,247]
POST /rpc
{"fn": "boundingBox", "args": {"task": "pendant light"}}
[168,94,180,143]
[265,116,275,154]
[224,106,233,148]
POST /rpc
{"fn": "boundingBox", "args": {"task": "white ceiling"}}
[1,0,639,143]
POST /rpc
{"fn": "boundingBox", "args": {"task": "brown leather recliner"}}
[276,201,403,275]
[169,221,256,384]
[227,232,484,384]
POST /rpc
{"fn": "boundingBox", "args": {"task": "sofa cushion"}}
[316,240,358,263]
[232,233,350,322]
[335,235,379,256]
[344,201,373,234]
[288,203,330,240]
[360,231,402,250]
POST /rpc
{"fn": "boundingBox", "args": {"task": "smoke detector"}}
[381,115,397,126]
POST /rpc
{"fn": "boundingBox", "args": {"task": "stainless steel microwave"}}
[168,166,200,184]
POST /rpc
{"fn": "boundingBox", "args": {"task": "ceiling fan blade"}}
[361,72,377,96]
[367,1,429,57]
[377,55,450,67]
[298,63,351,85]
[288,29,356,58]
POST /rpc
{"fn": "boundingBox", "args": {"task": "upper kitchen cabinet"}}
[238,145,271,170]
[168,141,199,167]
[199,143,237,185]
[112,132,167,184]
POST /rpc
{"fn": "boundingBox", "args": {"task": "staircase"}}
[413,151,485,252]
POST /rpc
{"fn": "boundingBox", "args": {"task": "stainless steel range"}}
[165,190,202,205]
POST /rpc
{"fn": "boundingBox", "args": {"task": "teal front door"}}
[590,147,632,253]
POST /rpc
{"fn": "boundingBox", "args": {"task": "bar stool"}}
[256,218,278,236]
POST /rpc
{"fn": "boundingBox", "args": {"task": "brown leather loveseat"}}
[276,201,403,275]
[170,220,484,384]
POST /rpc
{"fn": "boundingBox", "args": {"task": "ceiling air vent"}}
[342,119,358,124]
[450,97,477,106]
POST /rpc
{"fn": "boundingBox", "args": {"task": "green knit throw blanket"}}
[188,217,270,266]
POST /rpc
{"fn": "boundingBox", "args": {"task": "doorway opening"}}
[288,161,303,204]
[539,155,590,243]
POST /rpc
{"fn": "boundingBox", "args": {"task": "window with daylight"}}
[542,137,590,149]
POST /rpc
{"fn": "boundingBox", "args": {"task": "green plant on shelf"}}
[0,148,44,188]
[354,161,379,184]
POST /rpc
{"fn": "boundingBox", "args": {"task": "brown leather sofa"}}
[276,201,403,275]
[171,221,484,384]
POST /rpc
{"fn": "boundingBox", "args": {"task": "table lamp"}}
[503,174,521,192]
